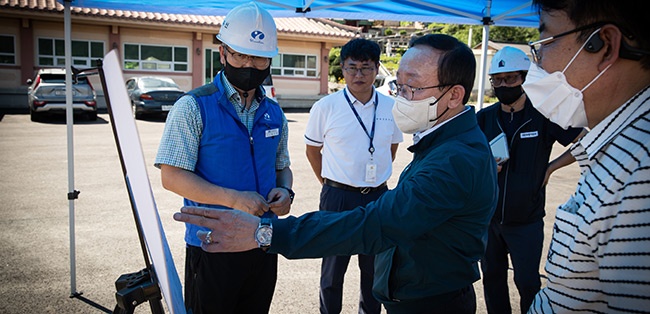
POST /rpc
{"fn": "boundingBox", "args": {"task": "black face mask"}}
[224,61,270,92]
[494,85,524,105]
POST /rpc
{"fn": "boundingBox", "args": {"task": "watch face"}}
[255,225,273,246]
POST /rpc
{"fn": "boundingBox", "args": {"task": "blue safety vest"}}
[183,73,283,246]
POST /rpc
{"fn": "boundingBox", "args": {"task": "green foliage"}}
[399,29,407,36]
[395,47,407,55]
[426,23,537,47]
[380,55,400,74]
[490,26,539,43]
[328,47,343,82]
[324,23,538,85]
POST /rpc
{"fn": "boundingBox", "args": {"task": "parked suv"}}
[27,68,97,121]
[262,74,277,102]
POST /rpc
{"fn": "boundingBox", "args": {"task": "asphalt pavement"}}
[0,111,581,313]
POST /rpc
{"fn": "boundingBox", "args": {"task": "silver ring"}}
[205,231,213,244]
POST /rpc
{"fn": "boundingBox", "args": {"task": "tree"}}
[489,26,538,44]
[328,47,343,82]
[426,23,537,47]
[325,21,537,86]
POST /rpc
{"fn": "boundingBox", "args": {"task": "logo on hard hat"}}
[498,60,505,67]
[251,30,265,42]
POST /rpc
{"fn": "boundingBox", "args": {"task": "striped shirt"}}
[155,75,291,171]
[529,86,650,313]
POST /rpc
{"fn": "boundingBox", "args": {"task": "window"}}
[123,43,188,72]
[37,38,104,67]
[271,53,318,78]
[204,48,223,83]
[0,35,16,65]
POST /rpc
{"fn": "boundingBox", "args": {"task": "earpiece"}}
[620,39,648,61]
[584,28,650,60]
[585,33,604,53]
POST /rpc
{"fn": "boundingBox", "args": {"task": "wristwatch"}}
[279,186,295,204]
[255,218,273,248]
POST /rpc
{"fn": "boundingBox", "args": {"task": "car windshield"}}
[140,78,179,89]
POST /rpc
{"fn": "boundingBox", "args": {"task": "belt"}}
[323,179,387,194]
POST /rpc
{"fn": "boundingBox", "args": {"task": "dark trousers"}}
[319,183,387,314]
[383,285,477,314]
[480,220,543,314]
[184,245,277,314]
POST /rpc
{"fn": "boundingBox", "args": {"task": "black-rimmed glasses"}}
[343,67,376,76]
[223,46,271,69]
[528,21,607,63]
[390,80,451,101]
[489,74,522,86]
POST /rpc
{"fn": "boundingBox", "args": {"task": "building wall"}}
[32,20,110,90]
[474,49,496,97]
[0,15,338,111]
[119,27,195,92]
[275,40,322,96]
[1,18,28,110]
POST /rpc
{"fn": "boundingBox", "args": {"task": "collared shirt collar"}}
[413,106,471,144]
[579,85,650,159]
[344,86,378,107]
[220,72,260,112]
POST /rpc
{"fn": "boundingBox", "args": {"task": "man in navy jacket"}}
[173,34,497,314]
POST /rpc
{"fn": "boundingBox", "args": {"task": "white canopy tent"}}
[58,0,539,310]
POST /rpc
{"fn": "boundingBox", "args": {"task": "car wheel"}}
[30,109,43,122]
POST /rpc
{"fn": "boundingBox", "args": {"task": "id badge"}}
[365,162,377,183]
[265,128,279,138]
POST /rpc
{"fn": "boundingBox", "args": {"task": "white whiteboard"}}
[101,49,185,314]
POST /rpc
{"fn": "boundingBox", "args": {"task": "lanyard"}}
[344,90,378,156]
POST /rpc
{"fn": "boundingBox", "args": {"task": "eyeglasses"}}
[223,46,271,69]
[528,21,607,64]
[390,80,452,101]
[489,74,521,86]
[343,67,376,76]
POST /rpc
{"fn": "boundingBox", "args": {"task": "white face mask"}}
[391,92,449,134]
[523,28,611,129]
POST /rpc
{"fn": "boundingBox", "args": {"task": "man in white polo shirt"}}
[304,38,403,314]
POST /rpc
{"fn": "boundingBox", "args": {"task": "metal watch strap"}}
[255,218,273,248]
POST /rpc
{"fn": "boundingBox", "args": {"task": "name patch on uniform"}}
[520,131,538,139]
[265,128,279,137]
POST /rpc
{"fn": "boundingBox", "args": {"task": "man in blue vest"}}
[154,2,293,313]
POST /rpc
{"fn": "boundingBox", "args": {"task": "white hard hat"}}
[489,46,531,75]
[216,2,278,58]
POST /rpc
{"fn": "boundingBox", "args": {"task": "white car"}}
[375,75,396,96]
[375,62,396,96]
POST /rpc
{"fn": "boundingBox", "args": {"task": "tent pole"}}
[477,0,492,110]
[478,24,489,110]
[64,0,79,297]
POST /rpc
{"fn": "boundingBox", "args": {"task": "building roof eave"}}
[0,0,358,38]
